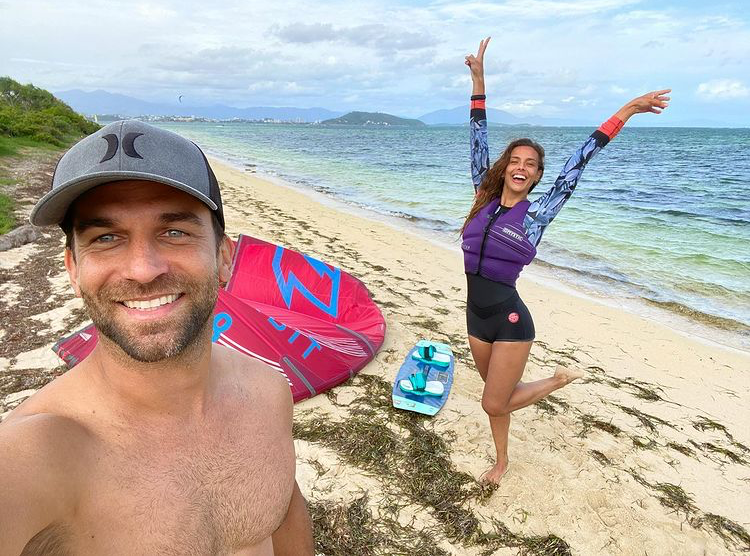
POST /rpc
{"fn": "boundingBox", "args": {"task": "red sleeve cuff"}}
[471,99,486,110]
[598,116,624,140]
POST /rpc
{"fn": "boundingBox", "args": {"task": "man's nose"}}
[121,238,169,283]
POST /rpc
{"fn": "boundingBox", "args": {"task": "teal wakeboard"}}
[392,340,454,416]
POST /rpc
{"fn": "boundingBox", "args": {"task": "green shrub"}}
[0,77,99,149]
[0,192,15,234]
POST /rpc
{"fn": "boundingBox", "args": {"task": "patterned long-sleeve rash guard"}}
[469,95,624,247]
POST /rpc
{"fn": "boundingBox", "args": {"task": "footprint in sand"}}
[585,490,621,527]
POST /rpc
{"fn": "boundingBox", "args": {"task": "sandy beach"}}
[1,151,749,555]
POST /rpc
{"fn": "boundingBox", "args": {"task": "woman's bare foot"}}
[480,460,509,484]
[554,365,584,386]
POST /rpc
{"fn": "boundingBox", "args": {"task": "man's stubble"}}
[80,269,219,364]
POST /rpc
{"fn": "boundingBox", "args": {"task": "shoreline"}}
[212,152,750,354]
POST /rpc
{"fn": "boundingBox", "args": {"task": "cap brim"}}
[29,172,219,227]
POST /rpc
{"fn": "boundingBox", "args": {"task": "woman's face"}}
[503,146,542,197]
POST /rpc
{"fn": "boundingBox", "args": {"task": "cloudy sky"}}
[1,0,748,125]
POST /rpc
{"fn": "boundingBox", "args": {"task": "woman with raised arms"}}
[462,37,670,483]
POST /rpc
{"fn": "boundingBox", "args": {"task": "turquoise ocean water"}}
[152,121,750,346]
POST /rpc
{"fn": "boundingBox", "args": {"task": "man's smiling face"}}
[64,180,232,363]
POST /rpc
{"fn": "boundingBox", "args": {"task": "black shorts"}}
[466,277,535,343]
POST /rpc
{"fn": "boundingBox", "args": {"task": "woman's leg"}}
[469,335,512,482]
[471,339,582,483]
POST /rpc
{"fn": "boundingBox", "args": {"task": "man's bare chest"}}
[71,423,295,554]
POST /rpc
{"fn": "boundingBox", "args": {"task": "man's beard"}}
[81,270,219,363]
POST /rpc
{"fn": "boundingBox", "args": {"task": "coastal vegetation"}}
[0,77,99,233]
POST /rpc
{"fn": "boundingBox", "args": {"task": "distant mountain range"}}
[55,89,343,122]
[321,111,425,127]
[418,105,520,125]
[417,105,584,126]
[55,88,734,127]
[56,89,578,126]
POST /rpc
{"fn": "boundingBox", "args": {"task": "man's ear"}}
[64,248,82,297]
[218,234,234,286]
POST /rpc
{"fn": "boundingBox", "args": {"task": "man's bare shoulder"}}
[0,411,92,554]
[2,367,96,491]
[1,409,94,478]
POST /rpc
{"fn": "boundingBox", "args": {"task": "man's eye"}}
[95,234,116,243]
[166,229,186,238]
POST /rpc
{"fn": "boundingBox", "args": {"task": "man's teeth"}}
[123,294,179,310]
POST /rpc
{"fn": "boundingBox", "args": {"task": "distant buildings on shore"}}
[87,114,321,124]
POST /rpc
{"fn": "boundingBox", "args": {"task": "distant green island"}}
[0,77,99,233]
[321,111,425,127]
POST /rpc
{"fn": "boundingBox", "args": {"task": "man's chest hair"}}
[137,442,288,550]
[78,419,293,554]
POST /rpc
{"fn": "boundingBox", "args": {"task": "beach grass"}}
[0,135,56,157]
[0,192,14,234]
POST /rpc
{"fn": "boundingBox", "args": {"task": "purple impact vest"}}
[461,199,537,286]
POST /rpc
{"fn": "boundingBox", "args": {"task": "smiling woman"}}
[460,36,671,484]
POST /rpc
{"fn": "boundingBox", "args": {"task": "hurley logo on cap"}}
[100,132,144,162]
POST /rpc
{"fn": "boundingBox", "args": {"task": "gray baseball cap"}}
[30,120,225,229]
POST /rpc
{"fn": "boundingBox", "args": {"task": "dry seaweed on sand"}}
[546,394,570,411]
[628,469,750,551]
[666,441,696,458]
[589,450,613,466]
[577,414,623,438]
[629,471,698,521]
[692,415,735,440]
[534,394,571,417]
[532,340,581,366]
[614,376,664,402]
[698,514,750,553]
[309,494,450,556]
[700,442,747,465]
[686,438,749,465]
[533,398,559,416]
[617,405,671,433]
[475,518,572,556]
[293,411,400,475]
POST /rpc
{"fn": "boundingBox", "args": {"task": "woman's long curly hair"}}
[460,138,545,234]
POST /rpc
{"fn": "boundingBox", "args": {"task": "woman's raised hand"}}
[616,89,671,121]
[465,37,490,82]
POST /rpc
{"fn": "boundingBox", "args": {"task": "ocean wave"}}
[642,299,750,334]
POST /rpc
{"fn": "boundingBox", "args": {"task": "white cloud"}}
[439,0,641,20]
[273,22,438,51]
[499,99,544,113]
[561,96,576,103]
[135,3,175,19]
[610,85,626,94]
[696,79,749,100]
